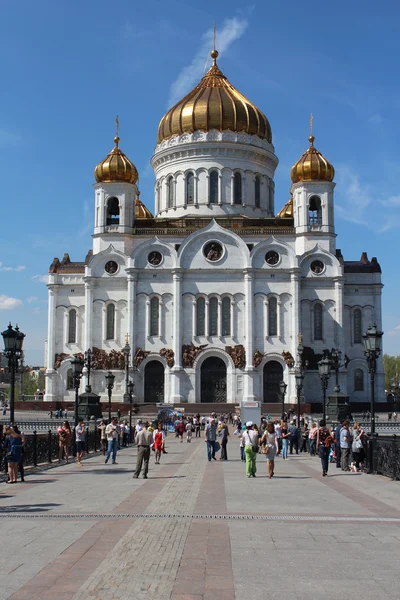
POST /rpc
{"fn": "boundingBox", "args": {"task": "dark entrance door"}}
[201,357,227,403]
[263,361,283,403]
[144,361,164,403]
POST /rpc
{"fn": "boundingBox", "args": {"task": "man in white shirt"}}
[105,418,119,464]
[274,420,282,455]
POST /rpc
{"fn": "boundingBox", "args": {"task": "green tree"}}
[383,354,400,391]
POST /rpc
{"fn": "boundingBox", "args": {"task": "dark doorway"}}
[263,361,283,403]
[201,357,227,403]
[144,361,164,403]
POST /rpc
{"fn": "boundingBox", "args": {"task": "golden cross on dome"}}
[309,113,313,137]
[213,22,216,52]
[114,115,120,147]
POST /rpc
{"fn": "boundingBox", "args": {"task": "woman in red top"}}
[153,423,164,464]
[316,420,333,477]
[176,419,185,443]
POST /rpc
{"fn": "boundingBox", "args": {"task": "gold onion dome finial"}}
[95,116,139,185]
[290,123,334,184]
[135,193,153,219]
[157,47,272,144]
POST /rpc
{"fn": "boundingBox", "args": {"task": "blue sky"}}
[0,0,399,364]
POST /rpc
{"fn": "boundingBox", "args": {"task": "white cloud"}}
[0,262,26,272]
[32,275,48,284]
[0,295,23,310]
[381,195,400,207]
[168,17,248,106]
[27,296,39,303]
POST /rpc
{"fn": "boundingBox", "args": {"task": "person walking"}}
[300,423,309,453]
[219,423,229,460]
[317,420,334,476]
[98,420,107,455]
[288,421,299,455]
[261,423,279,478]
[57,421,71,463]
[153,423,164,464]
[281,421,289,460]
[133,422,153,479]
[185,420,193,443]
[176,418,185,443]
[75,418,86,466]
[334,420,344,469]
[274,420,282,455]
[194,417,201,438]
[308,422,318,456]
[351,422,365,471]
[239,425,246,461]
[105,418,119,464]
[4,426,22,484]
[204,418,217,461]
[11,424,25,482]
[243,421,258,478]
[340,420,353,471]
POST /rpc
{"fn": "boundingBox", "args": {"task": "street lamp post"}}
[128,380,134,442]
[294,335,307,428]
[71,356,84,427]
[279,380,287,420]
[362,324,383,436]
[330,348,343,392]
[105,371,115,422]
[318,353,332,423]
[84,348,92,392]
[1,323,25,424]
[123,336,131,404]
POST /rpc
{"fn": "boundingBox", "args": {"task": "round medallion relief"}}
[148,251,162,266]
[203,242,224,262]
[310,260,324,274]
[265,250,280,266]
[105,260,118,274]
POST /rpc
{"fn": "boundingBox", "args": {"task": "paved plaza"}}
[1,432,400,600]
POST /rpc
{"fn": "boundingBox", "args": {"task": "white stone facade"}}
[44,129,384,406]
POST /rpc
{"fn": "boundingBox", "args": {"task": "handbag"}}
[246,432,258,453]
[214,441,221,453]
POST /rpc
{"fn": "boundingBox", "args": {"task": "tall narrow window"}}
[308,195,322,226]
[196,298,205,336]
[106,197,119,225]
[68,309,76,343]
[353,309,362,344]
[66,369,73,390]
[354,369,364,391]
[186,172,194,205]
[209,171,218,204]
[167,176,174,208]
[255,176,261,208]
[234,173,242,204]
[106,304,115,340]
[268,297,277,336]
[314,303,323,340]
[222,297,231,336]
[209,298,218,336]
[150,297,159,336]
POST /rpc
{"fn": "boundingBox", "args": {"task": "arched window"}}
[222,297,231,336]
[354,369,364,391]
[66,368,73,390]
[353,309,362,344]
[314,303,323,340]
[234,172,242,204]
[150,297,159,336]
[106,304,115,340]
[209,171,218,204]
[106,197,120,225]
[268,297,277,337]
[309,195,322,226]
[186,172,194,205]
[209,298,218,336]
[196,298,205,336]
[255,176,261,208]
[167,176,174,208]
[68,309,76,343]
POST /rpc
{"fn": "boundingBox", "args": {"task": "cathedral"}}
[44,48,384,407]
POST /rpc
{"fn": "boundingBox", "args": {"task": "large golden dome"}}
[291,135,334,184]
[95,135,138,185]
[157,50,272,144]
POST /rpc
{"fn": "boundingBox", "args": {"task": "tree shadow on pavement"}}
[0,503,61,513]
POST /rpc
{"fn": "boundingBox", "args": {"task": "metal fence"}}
[0,420,66,432]
[1,426,102,472]
[366,435,400,480]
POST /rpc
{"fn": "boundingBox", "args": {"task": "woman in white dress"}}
[261,423,279,479]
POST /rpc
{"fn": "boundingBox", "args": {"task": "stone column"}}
[170,270,183,402]
[84,278,94,351]
[335,278,346,392]
[44,284,58,402]
[290,272,301,402]
[218,298,222,337]
[243,270,256,402]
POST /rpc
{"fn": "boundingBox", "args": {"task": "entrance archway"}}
[201,357,227,403]
[144,361,164,403]
[263,361,283,403]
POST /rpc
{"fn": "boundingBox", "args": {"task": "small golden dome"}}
[276,196,293,218]
[157,51,272,144]
[95,135,138,185]
[135,195,153,219]
[290,136,334,184]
